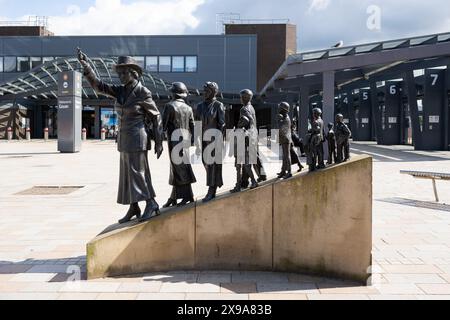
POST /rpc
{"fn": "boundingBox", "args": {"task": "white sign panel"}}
[388,117,398,124]
[361,118,369,124]
[429,116,440,124]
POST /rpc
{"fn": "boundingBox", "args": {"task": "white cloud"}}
[307,0,331,13]
[37,0,206,35]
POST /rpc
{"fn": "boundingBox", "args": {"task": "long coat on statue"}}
[83,65,162,205]
[162,99,197,187]
[195,99,226,188]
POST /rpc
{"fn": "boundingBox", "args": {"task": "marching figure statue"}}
[77,49,163,224]
[240,90,267,186]
[326,122,337,165]
[307,108,325,172]
[195,82,226,203]
[292,121,306,158]
[230,89,259,193]
[162,82,197,208]
[277,102,293,180]
[335,114,352,163]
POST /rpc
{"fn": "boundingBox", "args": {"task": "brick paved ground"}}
[0,140,449,300]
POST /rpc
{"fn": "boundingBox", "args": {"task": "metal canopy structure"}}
[0,56,245,107]
[0,57,172,104]
[260,32,450,151]
[261,32,450,95]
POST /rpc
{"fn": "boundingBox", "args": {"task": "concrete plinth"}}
[87,155,373,283]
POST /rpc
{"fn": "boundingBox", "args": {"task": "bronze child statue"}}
[326,122,337,165]
[307,108,326,172]
[239,90,267,187]
[277,102,293,180]
[195,82,226,203]
[162,82,197,208]
[230,89,259,193]
[77,49,163,224]
[292,121,306,158]
[335,113,352,163]
[290,122,304,173]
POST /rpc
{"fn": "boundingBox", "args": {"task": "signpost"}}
[57,71,82,153]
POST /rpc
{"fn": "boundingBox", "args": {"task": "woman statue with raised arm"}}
[77,49,164,224]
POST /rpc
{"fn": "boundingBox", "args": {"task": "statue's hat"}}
[113,56,143,76]
[170,82,189,99]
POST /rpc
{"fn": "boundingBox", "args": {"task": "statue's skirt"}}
[117,151,156,205]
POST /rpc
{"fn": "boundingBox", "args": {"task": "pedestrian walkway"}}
[0,140,449,300]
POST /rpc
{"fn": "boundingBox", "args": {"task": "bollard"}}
[44,128,49,141]
[7,127,13,141]
[101,128,106,141]
[82,128,87,141]
[26,127,31,141]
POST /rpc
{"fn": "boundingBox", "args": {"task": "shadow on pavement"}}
[377,197,450,212]
[351,143,450,163]
[0,257,87,283]
[0,152,61,157]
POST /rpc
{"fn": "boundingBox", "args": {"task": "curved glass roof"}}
[0,57,171,101]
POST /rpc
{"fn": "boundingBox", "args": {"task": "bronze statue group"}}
[77,52,351,224]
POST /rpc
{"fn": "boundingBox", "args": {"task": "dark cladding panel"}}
[3,37,42,55]
[224,36,257,92]
[42,37,82,56]
[335,94,350,125]
[354,90,372,141]
[422,69,445,150]
[198,37,225,56]
[379,81,402,145]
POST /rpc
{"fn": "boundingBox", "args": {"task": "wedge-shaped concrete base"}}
[87,155,373,283]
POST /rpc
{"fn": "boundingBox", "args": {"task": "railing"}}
[0,16,49,27]
[223,18,290,25]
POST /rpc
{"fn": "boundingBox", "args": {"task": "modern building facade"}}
[0,22,300,140]
[0,33,257,93]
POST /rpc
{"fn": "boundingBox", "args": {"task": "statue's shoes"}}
[177,199,194,207]
[138,201,160,222]
[163,199,177,208]
[202,194,216,203]
[230,187,241,194]
[257,176,267,183]
[250,182,259,189]
[277,172,286,179]
[283,173,293,180]
[118,208,141,224]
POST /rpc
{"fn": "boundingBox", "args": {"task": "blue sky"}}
[1,0,449,51]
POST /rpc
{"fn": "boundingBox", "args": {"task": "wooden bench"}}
[400,171,450,202]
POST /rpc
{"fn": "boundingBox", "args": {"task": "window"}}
[42,57,54,64]
[159,56,171,72]
[0,57,3,73]
[4,57,16,72]
[17,57,30,72]
[185,56,197,72]
[172,56,185,72]
[31,57,42,69]
[145,56,158,72]
[132,56,145,70]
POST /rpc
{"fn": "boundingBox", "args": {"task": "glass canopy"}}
[0,57,171,101]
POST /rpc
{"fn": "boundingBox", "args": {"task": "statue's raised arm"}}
[76,47,119,98]
[76,49,165,224]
